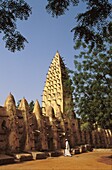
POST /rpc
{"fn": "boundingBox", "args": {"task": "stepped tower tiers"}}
[42,51,74,119]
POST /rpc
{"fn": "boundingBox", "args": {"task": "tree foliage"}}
[46,0,112,50]
[0,0,32,52]
[46,0,79,16]
[16,99,21,108]
[29,100,34,113]
[71,40,112,129]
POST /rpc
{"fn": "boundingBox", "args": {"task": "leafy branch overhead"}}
[0,0,32,52]
[0,0,112,52]
[46,0,112,50]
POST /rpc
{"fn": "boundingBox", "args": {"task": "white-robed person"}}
[64,139,72,156]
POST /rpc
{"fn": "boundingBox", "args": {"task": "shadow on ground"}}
[98,155,112,165]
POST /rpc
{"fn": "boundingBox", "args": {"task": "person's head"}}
[65,139,68,141]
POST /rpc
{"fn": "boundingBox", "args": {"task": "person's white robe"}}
[64,140,71,156]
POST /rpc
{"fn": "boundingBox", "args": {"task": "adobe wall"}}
[0,93,81,153]
[0,93,111,154]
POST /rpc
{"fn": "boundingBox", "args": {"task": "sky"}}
[0,0,85,106]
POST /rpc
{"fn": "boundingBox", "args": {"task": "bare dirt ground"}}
[0,150,112,170]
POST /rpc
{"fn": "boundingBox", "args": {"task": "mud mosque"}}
[0,52,111,155]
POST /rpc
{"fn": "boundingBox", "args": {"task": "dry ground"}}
[0,150,112,170]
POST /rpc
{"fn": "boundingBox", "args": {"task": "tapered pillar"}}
[4,93,19,153]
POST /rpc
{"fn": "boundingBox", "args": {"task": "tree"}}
[46,0,112,50]
[29,100,34,113]
[16,99,21,108]
[71,40,112,129]
[0,0,32,52]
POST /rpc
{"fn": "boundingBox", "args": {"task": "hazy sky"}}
[0,1,85,106]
